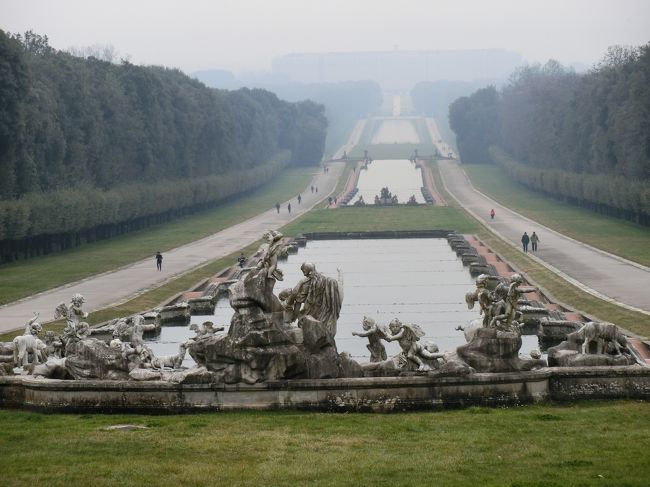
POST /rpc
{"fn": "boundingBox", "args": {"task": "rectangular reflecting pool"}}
[354,159,425,204]
[146,238,539,363]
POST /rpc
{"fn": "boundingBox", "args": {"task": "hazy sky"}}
[1,0,648,74]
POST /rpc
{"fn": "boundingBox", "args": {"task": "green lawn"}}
[0,168,315,305]
[282,205,478,235]
[463,164,650,267]
[1,401,648,486]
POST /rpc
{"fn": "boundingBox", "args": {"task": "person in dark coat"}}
[521,232,530,253]
[155,252,163,271]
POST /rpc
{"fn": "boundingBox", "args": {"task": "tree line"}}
[445,44,650,224]
[0,30,327,262]
[410,79,502,149]
[193,71,384,157]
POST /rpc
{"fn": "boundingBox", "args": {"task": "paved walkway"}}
[0,163,345,332]
[438,159,650,315]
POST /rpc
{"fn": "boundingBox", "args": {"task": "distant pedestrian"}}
[311,185,314,193]
[323,166,326,173]
[530,232,540,252]
[297,194,302,204]
[155,251,163,271]
[275,202,280,214]
[334,197,337,205]
[288,203,291,214]
[328,196,333,206]
[315,187,318,193]
[521,232,530,253]
[490,208,495,220]
[238,253,246,268]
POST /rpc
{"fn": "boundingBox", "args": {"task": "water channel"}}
[371,118,419,144]
[353,159,425,204]
[146,239,542,365]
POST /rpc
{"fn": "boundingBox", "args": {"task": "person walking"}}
[311,185,314,193]
[275,202,280,214]
[521,232,530,253]
[287,202,291,214]
[490,208,495,220]
[297,194,302,204]
[238,253,246,268]
[155,251,163,271]
[530,232,540,252]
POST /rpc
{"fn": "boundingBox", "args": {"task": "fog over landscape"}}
[1,0,648,79]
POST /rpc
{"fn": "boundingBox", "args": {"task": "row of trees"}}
[0,152,290,260]
[410,79,502,149]
[193,70,384,157]
[447,44,650,223]
[0,31,328,261]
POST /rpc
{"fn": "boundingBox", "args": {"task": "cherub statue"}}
[24,312,42,336]
[465,274,495,327]
[125,315,156,349]
[258,230,287,281]
[352,316,388,362]
[489,274,533,331]
[384,318,445,372]
[55,293,88,325]
[56,293,89,352]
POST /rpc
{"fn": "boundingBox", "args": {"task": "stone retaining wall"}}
[1,366,648,413]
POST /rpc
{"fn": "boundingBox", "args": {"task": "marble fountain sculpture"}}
[0,231,644,412]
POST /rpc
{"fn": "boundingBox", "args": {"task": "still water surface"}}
[353,159,425,204]
[146,239,538,363]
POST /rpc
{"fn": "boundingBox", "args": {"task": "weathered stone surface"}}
[229,268,282,314]
[129,369,162,381]
[29,357,69,379]
[457,327,546,372]
[65,339,130,380]
[339,353,364,378]
[299,315,334,353]
[547,350,635,367]
[167,366,215,384]
[360,356,401,376]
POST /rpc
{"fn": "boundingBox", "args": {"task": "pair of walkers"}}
[521,232,540,253]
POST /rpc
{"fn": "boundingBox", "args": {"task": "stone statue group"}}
[0,231,638,382]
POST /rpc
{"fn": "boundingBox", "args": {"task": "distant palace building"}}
[271,49,523,91]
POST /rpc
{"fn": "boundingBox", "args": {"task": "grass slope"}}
[1,401,649,486]
[282,205,478,235]
[463,164,650,267]
[0,168,315,305]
